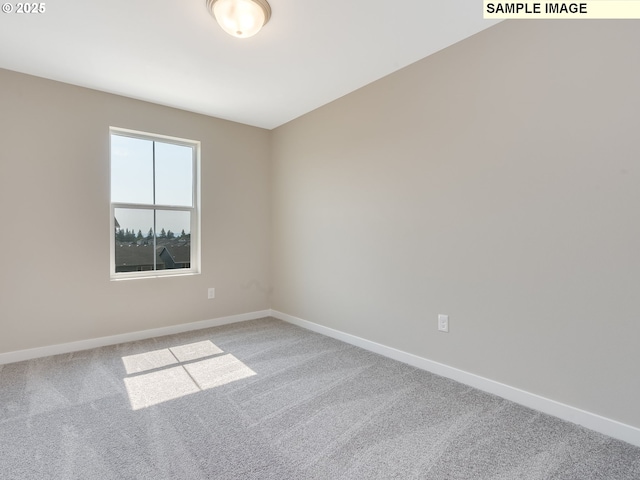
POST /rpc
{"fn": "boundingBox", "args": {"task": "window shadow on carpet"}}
[121,340,256,410]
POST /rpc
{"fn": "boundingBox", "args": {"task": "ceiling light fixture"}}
[206,0,272,39]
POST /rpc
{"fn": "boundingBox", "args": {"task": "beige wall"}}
[0,68,271,353]
[271,20,640,428]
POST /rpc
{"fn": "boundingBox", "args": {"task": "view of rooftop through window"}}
[110,131,197,275]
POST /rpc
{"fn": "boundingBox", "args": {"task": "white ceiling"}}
[0,1,499,129]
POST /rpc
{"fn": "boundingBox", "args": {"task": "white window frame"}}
[109,127,201,280]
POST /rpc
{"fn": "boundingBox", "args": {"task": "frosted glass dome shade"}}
[208,0,271,38]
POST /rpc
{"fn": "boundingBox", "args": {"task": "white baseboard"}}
[0,310,271,365]
[270,309,640,448]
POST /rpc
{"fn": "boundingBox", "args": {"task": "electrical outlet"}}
[208,288,215,299]
[438,314,449,333]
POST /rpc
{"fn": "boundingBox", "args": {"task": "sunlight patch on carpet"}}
[184,354,257,389]
[122,348,178,374]
[122,341,256,410]
[124,366,201,410]
[170,340,223,362]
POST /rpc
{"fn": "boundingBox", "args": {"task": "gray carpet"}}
[1,317,639,479]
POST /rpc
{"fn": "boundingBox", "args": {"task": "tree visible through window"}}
[110,128,199,278]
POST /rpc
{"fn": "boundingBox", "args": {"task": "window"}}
[110,128,200,279]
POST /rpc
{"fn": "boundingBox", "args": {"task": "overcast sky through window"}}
[111,134,193,236]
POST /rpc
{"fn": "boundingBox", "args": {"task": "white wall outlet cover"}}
[208,288,215,299]
[438,314,449,332]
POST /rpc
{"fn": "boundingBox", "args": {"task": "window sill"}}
[110,271,201,282]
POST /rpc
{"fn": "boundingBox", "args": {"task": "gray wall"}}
[0,68,271,353]
[271,20,640,428]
